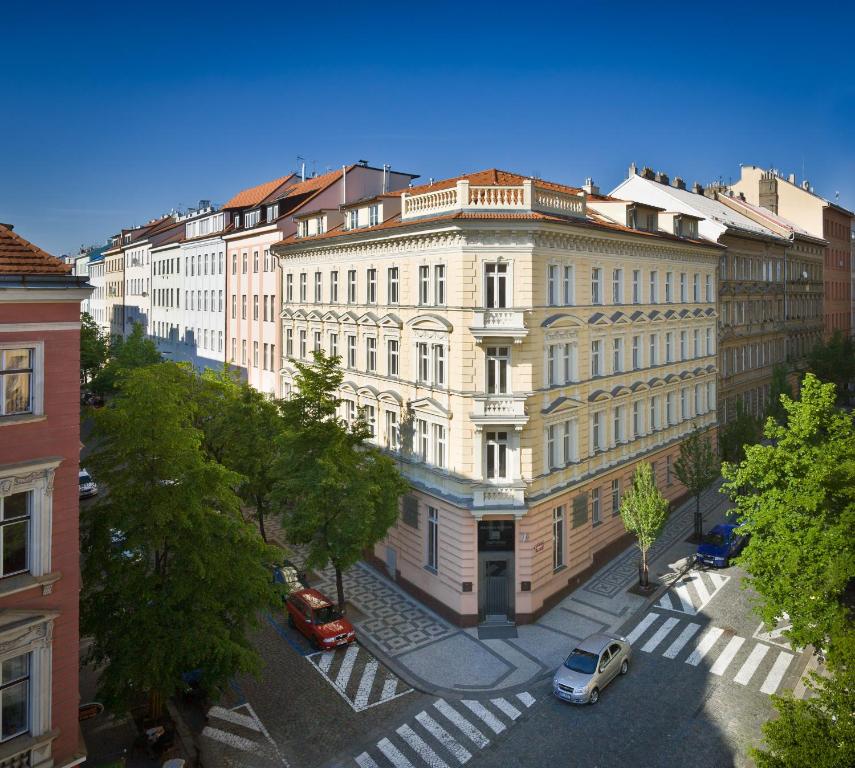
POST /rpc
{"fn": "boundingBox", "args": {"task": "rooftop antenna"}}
[311,159,317,178]
[296,155,306,182]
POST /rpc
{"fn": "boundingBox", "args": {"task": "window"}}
[434,265,446,305]
[666,391,675,425]
[612,337,623,373]
[253,295,259,321]
[241,340,247,365]
[0,653,29,741]
[548,265,559,306]
[242,252,248,273]
[231,254,237,275]
[347,270,357,304]
[591,340,602,376]
[417,343,430,383]
[299,331,306,360]
[285,329,293,357]
[665,332,673,363]
[632,335,640,370]
[681,388,689,420]
[330,271,339,303]
[666,455,673,485]
[329,333,338,359]
[385,410,400,451]
[563,420,577,463]
[299,273,307,302]
[693,329,700,358]
[705,274,713,302]
[485,263,507,308]
[591,488,601,526]
[547,424,559,469]
[363,404,376,437]
[366,337,377,372]
[485,431,508,479]
[553,506,565,570]
[419,265,430,305]
[679,331,687,361]
[1,349,33,416]
[591,267,603,305]
[369,205,379,227]
[286,274,293,302]
[665,271,674,303]
[0,491,29,577]
[680,272,687,302]
[487,346,509,394]
[232,337,237,362]
[693,273,700,302]
[563,265,575,305]
[433,345,446,386]
[563,343,577,383]
[314,272,322,302]
[241,295,247,320]
[649,270,658,303]
[433,424,446,468]
[592,411,603,452]
[706,328,713,356]
[427,507,439,571]
[613,405,624,444]
[313,331,321,352]
[263,248,270,271]
[347,336,356,368]
[632,400,641,436]
[348,210,358,229]
[367,269,377,304]
[253,250,259,273]
[632,269,641,303]
[388,267,399,304]
[387,339,399,376]
[649,333,658,365]
[612,268,623,304]
[263,343,268,370]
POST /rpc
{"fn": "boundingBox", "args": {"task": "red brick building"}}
[0,223,91,767]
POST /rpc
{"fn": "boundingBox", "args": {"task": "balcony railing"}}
[401,179,586,221]
[470,395,528,429]
[469,309,528,343]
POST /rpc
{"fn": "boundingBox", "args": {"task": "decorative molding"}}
[0,321,82,333]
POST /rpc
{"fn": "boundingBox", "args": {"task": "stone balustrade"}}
[469,308,528,343]
[470,394,529,429]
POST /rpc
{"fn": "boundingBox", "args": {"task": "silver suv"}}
[552,633,631,704]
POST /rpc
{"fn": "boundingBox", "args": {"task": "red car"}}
[285,588,356,650]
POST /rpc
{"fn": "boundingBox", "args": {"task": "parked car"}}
[285,588,356,650]
[272,559,309,600]
[79,468,98,499]
[80,390,104,407]
[696,523,747,568]
[553,633,631,704]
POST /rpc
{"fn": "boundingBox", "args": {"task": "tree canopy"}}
[82,362,277,716]
[673,424,719,541]
[721,373,855,659]
[91,321,162,394]
[718,401,762,463]
[806,330,855,399]
[80,311,109,384]
[619,462,669,586]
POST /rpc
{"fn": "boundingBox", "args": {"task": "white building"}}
[123,216,175,335]
[87,252,107,330]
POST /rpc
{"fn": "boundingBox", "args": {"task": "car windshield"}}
[80,473,92,484]
[702,533,725,547]
[315,605,342,624]
[563,649,599,674]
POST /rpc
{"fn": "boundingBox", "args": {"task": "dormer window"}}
[299,221,308,238]
[645,213,657,231]
[234,214,241,228]
[316,217,325,234]
[348,210,359,230]
[369,205,379,227]
[267,203,279,221]
[245,210,260,228]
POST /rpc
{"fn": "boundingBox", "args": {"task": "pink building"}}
[0,223,92,767]
[223,163,417,395]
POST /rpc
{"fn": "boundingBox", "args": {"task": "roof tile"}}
[0,223,72,275]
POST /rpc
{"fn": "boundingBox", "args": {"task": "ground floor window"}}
[611,478,621,516]
[0,491,30,578]
[0,653,29,742]
[427,507,438,572]
[553,506,565,570]
[591,488,601,526]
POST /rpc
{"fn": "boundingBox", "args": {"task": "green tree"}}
[807,330,855,400]
[765,363,792,425]
[718,401,762,463]
[674,424,720,542]
[91,321,162,394]
[80,311,109,384]
[619,463,670,587]
[274,350,408,611]
[721,374,855,658]
[82,362,277,717]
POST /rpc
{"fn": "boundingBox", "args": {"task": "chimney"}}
[640,166,655,180]
[199,199,211,210]
[802,180,811,191]
[788,173,796,184]
[582,177,600,195]
[0,223,13,230]
[655,171,670,186]
[692,182,704,194]
[628,162,638,178]
[672,177,686,190]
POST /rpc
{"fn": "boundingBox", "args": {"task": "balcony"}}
[472,483,527,514]
[470,395,528,430]
[469,309,528,343]
[401,179,586,221]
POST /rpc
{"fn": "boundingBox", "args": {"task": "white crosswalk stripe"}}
[709,636,745,676]
[685,627,724,666]
[760,651,794,694]
[308,644,412,712]
[641,617,680,653]
[352,694,536,767]
[662,622,701,659]
[734,643,769,685]
[206,705,263,731]
[626,612,660,644]
[202,703,290,766]
[657,569,730,615]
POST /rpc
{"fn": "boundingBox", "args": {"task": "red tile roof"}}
[224,174,297,210]
[0,223,72,275]
[397,168,584,198]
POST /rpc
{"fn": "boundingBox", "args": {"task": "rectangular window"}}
[650,396,657,430]
[385,410,400,451]
[253,295,259,321]
[0,491,30,577]
[563,265,574,306]
[591,339,602,376]
[253,250,259,273]
[613,405,623,444]
[313,331,321,352]
[665,271,674,303]
[649,270,658,303]
[369,205,379,227]
[563,343,576,383]
[417,419,429,461]
[612,337,623,373]
[286,274,293,302]
[706,328,713,356]
[693,329,700,358]
[611,479,620,516]
[427,507,439,571]
[329,333,338,360]
[348,209,359,229]
[487,346,509,394]
[632,400,641,436]
[347,336,356,368]
[0,653,30,741]
[485,431,508,479]
[666,391,675,425]
[241,340,247,365]
[693,273,700,302]
[299,273,307,302]
[592,411,603,452]
[1,349,33,417]
[547,424,558,469]
[548,264,559,306]
[388,267,399,304]
[330,271,339,303]
[367,269,377,304]
[433,424,446,468]
[434,265,446,305]
[485,263,508,308]
[612,268,623,304]
[563,419,577,463]
[242,252,248,273]
[366,337,377,372]
[241,295,247,320]
[632,335,640,370]
[680,272,687,303]
[649,333,658,366]
[681,388,688,420]
[553,506,565,570]
[433,345,446,386]
[680,331,687,361]
[419,265,430,305]
[314,272,322,303]
[591,267,603,305]
[387,339,399,376]
[263,343,268,370]
[418,343,430,383]
[298,331,306,360]
[632,269,641,304]
[547,344,557,386]
[705,274,713,302]
[285,329,293,357]
[591,488,601,526]
[347,270,357,304]
[231,254,237,275]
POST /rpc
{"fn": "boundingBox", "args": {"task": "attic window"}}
[298,221,308,238]
[646,213,657,231]
[316,217,325,234]
[348,210,359,230]
[267,203,279,221]
[369,205,379,226]
[244,210,260,228]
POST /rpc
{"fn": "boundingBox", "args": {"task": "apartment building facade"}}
[225,164,417,395]
[731,166,854,339]
[87,252,106,328]
[612,169,791,422]
[0,223,92,767]
[272,169,721,625]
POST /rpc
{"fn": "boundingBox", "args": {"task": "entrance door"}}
[477,520,515,622]
[483,560,509,618]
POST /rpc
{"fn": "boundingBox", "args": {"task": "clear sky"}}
[1,0,853,255]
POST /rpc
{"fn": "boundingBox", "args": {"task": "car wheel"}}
[589,688,600,704]
[620,659,629,675]
[722,557,729,568]
[287,613,295,628]
[312,636,324,651]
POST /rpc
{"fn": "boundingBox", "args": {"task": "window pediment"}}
[541,313,584,329]
[339,311,359,325]
[648,376,666,388]
[610,311,631,324]
[358,385,379,400]
[408,397,451,419]
[379,313,403,329]
[322,310,340,323]
[541,396,584,415]
[406,314,453,333]
[357,312,379,327]
[588,389,611,402]
[588,312,610,325]
[378,390,403,405]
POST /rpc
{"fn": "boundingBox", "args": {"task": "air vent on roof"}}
[672,177,686,190]
[582,178,600,195]
[358,159,369,167]
[692,182,704,194]
[640,167,655,180]
[801,180,810,191]
[655,172,669,185]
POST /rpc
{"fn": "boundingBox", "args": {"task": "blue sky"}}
[1,0,853,255]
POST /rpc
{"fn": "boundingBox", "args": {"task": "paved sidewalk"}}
[262,484,734,696]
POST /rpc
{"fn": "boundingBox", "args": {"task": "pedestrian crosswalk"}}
[657,568,729,615]
[201,702,290,767]
[352,693,536,767]
[626,611,797,696]
[309,643,412,712]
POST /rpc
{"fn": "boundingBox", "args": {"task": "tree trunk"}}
[640,549,649,587]
[256,500,267,542]
[334,563,346,612]
[148,688,163,720]
[694,493,703,542]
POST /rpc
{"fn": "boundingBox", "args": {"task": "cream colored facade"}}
[272,171,721,625]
